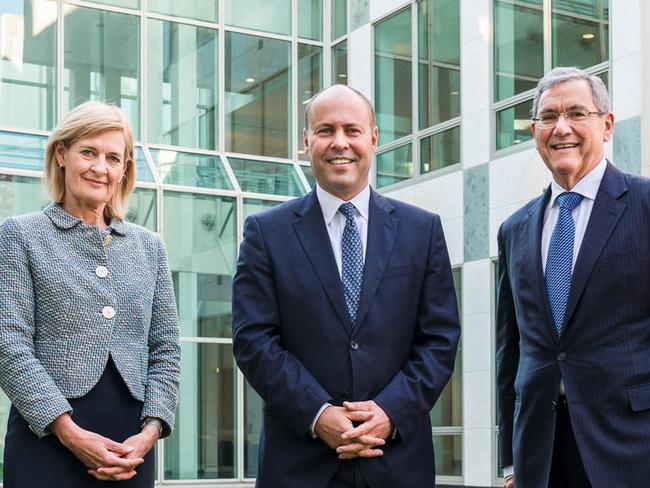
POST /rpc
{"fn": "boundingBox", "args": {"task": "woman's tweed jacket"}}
[0,203,181,438]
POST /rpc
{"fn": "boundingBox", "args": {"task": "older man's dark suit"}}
[232,188,460,488]
[497,162,650,488]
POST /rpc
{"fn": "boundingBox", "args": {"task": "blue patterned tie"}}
[545,192,583,334]
[339,202,364,325]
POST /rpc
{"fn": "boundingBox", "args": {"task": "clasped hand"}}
[50,413,158,481]
[314,400,393,460]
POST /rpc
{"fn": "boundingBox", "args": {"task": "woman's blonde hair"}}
[43,101,135,220]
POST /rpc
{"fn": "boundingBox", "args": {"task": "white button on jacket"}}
[95,265,108,278]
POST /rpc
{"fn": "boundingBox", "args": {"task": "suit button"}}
[95,265,108,278]
[350,340,359,350]
[557,352,567,362]
[341,391,350,400]
[102,306,115,319]
[552,400,557,411]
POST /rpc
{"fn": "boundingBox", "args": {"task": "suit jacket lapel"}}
[355,189,398,330]
[292,191,352,335]
[562,162,627,331]
[521,188,558,342]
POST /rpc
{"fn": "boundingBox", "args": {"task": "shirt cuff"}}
[309,403,332,438]
[503,465,514,478]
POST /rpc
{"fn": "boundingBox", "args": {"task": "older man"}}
[232,84,460,487]
[497,67,650,488]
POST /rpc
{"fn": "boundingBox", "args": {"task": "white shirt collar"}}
[550,158,607,205]
[316,184,370,224]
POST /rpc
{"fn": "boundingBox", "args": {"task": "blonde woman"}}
[0,101,180,486]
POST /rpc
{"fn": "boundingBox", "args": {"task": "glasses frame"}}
[531,110,606,129]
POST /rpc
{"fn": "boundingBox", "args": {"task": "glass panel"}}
[0,132,47,171]
[225,0,291,36]
[244,381,262,478]
[496,99,534,150]
[91,0,138,8]
[148,0,217,23]
[332,0,347,40]
[299,164,316,189]
[64,7,140,138]
[433,434,462,477]
[151,149,233,190]
[134,147,154,183]
[164,342,236,479]
[228,158,305,197]
[163,192,237,338]
[420,125,460,174]
[298,44,323,161]
[126,187,156,231]
[552,0,609,69]
[148,20,218,150]
[0,391,9,482]
[0,175,48,221]
[243,199,283,219]
[0,0,56,131]
[418,0,460,128]
[494,0,543,101]
[331,40,348,85]
[298,0,323,41]
[375,8,412,145]
[225,32,291,159]
[376,144,412,188]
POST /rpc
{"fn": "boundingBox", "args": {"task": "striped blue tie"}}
[545,192,583,334]
[339,202,364,325]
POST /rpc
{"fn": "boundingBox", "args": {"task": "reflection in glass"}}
[376,144,413,188]
[298,44,323,161]
[228,158,305,197]
[0,0,56,131]
[243,199,282,219]
[494,0,543,101]
[225,33,291,158]
[126,188,157,231]
[148,0,217,23]
[552,0,609,69]
[91,0,138,8]
[164,343,236,479]
[375,8,412,145]
[418,0,460,129]
[0,132,47,171]
[163,192,236,338]
[0,175,48,221]
[331,41,348,85]
[299,165,316,189]
[134,147,154,183]
[244,381,263,478]
[299,0,323,41]
[225,0,291,36]
[496,99,534,150]
[64,7,140,137]
[148,20,217,150]
[150,149,232,190]
[332,0,347,40]
[420,125,461,174]
[433,434,462,476]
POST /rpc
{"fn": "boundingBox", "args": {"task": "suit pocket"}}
[627,382,650,412]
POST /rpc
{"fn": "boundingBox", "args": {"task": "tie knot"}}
[556,192,583,212]
[339,202,357,220]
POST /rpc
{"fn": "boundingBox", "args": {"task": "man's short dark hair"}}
[303,84,376,132]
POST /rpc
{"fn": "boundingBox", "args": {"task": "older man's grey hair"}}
[531,67,610,118]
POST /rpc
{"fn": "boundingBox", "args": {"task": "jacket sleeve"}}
[0,218,72,437]
[232,216,332,438]
[141,235,181,438]
[496,224,519,468]
[373,214,461,439]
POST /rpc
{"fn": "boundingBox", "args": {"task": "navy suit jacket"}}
[497,163,650,487]
[232,188,460,488]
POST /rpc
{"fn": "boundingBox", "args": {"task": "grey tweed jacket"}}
[0,203,180,438]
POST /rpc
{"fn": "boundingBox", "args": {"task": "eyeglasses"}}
[532,109,605,129]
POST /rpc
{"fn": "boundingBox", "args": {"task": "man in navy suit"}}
[498,67,650,488]
[232,84,460,487]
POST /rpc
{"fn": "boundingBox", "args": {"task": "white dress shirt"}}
[503,158,607,480]
[309,184,370,436]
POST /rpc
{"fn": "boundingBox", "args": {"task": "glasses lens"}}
[539,113,558,127]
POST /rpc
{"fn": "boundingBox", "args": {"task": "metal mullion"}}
[179,336,233,344]
[376,133,414,154]
[411,1,419,177]
[218,0,226,155]
[140,0,147,146]
[295,38,325,48]
[223,25,293,43]
[133,181,157,190]
[147,142,223,156]
[161,184,238,198]
[293,161,311,192]
[57,0,64,123]
[492,88,536,111]
[236,365,245,482]
[543,0,552,73]
[140,145,161,185]
[223,151,295,165]
[0,126,51,137]
[239,192,293,202]
[145,11,220,30]
[291,0,299,162]
[324,0,332,87]
[0,168,43,178]
[418,116,462,140]
[63,0,140,16]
